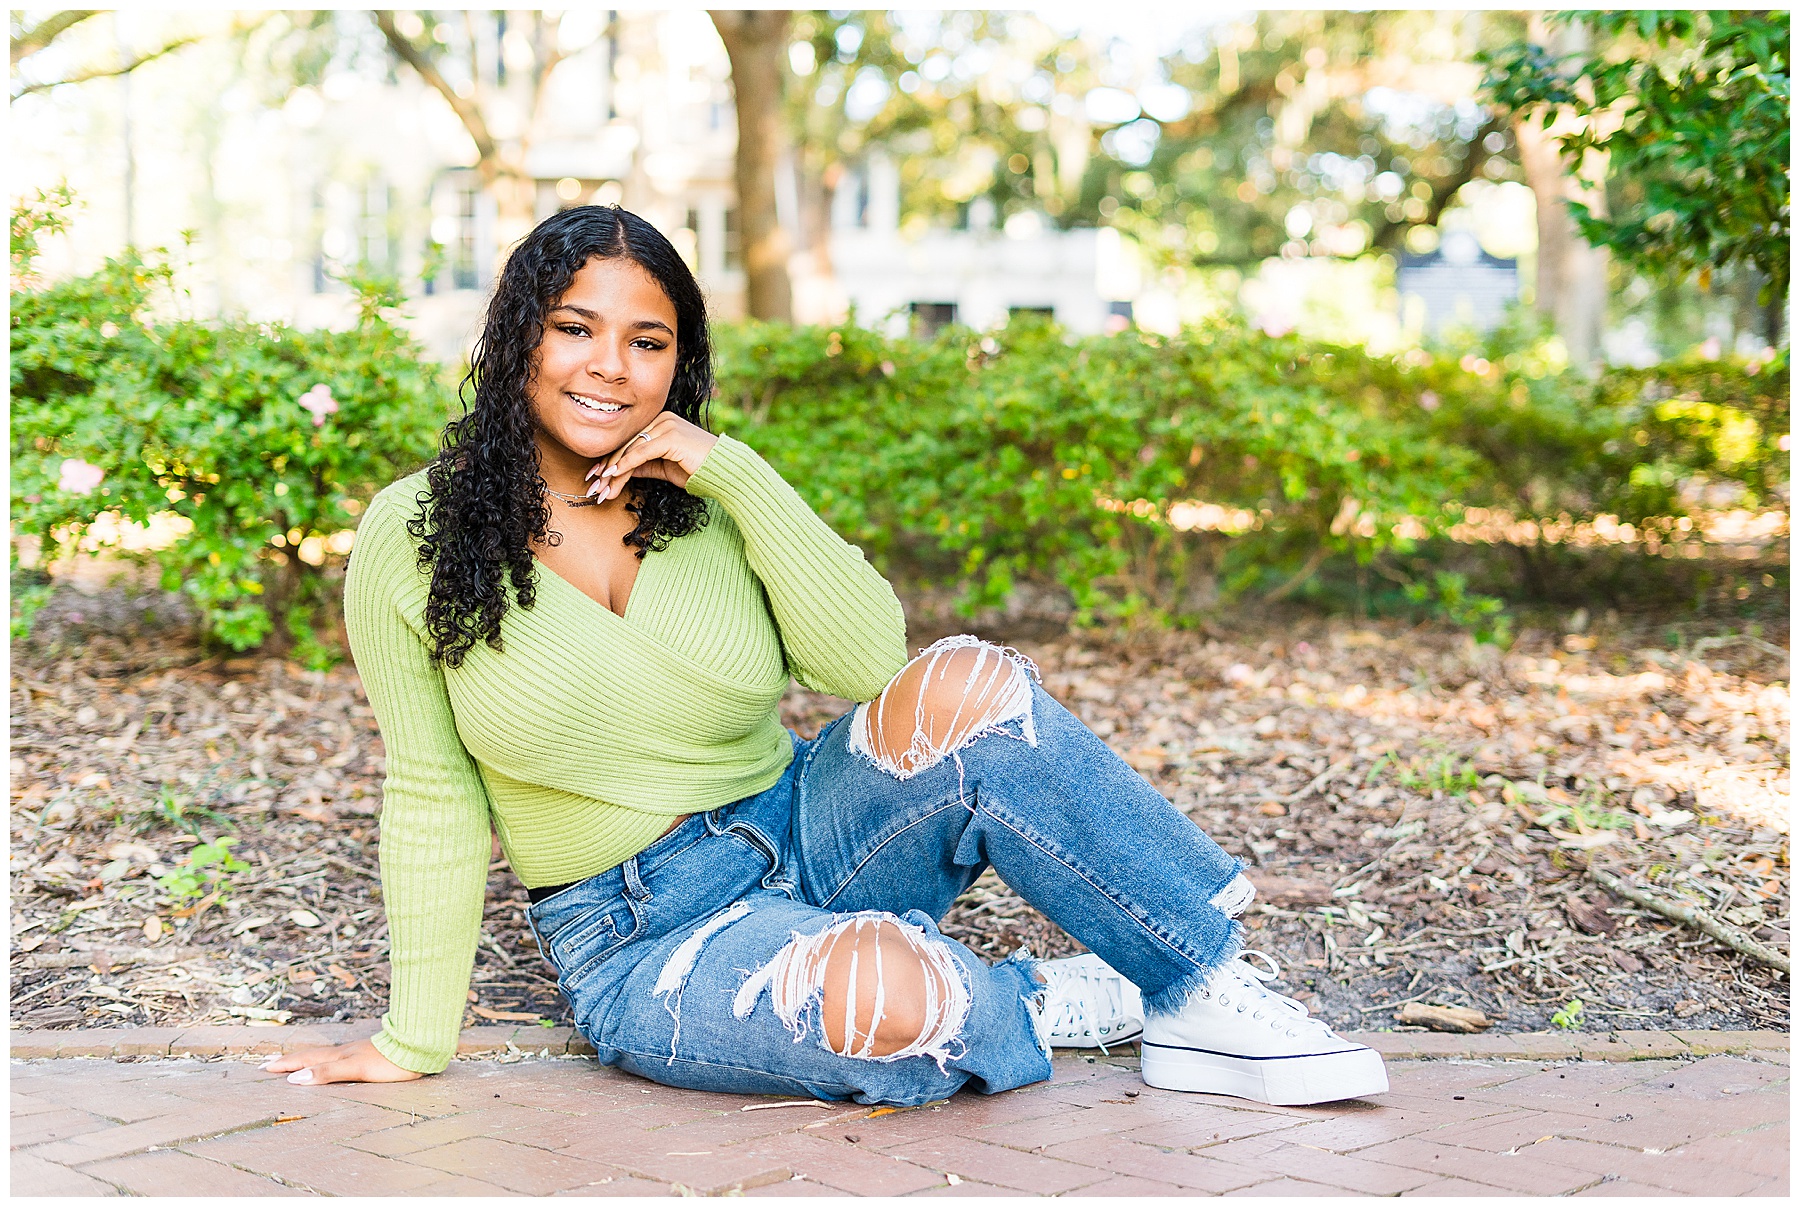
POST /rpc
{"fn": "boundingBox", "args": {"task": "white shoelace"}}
[1040,959,1137,1052]
[1204,951,1335,1040]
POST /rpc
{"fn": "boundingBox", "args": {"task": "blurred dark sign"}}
[1397,231,1519,334]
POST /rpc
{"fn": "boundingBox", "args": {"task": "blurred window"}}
[723,206,742,271]
[358,180,396,275]
[452,178,479,291]
[674,207,700,272]
[910,301,958,338]
[1010,305,1055,322]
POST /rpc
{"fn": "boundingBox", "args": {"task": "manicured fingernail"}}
[287,1069,314,1084]
[586,482,601,496]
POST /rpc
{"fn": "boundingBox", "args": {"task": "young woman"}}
[264,206,1386,1107]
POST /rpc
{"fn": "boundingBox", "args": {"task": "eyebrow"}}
[551,305,674,337]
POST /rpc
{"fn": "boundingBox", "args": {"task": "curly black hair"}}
[408,205,713,667]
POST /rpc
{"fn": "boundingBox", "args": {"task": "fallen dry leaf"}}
[1564,896,1620,936]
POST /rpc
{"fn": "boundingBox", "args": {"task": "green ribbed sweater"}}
[342,435,909,1073]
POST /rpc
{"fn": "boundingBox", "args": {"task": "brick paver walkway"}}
[9,1029,1788,1197]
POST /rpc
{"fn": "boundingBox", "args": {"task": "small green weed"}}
[156,837,249,904]
[1534,785,1634,832]
[1550,998,1585,1030]
[1393,753,1482,798]
[143,783,236,839]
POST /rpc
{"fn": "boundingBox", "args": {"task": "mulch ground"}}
[10,580,1788,1042]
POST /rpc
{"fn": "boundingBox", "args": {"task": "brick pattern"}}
[8,1041,1788,1197]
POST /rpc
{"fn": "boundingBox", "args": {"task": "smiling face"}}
[528,256,680,483]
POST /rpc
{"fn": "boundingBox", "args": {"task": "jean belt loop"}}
[622,856,652,904]
[523,904,552,966]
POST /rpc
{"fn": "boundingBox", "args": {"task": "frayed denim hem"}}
[1140,918,1244,1018]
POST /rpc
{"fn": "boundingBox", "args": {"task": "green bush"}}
[714,312,1786,630]
[11,192,445,660]
[716,316,1483,623]
[14,186,1782,648]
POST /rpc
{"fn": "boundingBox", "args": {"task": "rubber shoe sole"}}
[1140,1040,1389,1105]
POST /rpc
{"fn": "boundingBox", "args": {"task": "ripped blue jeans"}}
[526,640,1246,1106]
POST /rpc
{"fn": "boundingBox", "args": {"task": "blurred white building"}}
[826,153,1140,337]
[276,12,1138,356]
[15,11,1139,359]
[291,10,750,359]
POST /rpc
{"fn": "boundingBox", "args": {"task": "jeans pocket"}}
[551,900,641,990]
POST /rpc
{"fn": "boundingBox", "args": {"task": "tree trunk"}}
[710,10,794,321]
[804,157,839,285]
[1514,13,1609,370]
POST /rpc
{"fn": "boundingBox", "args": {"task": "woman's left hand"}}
[587,411,719,503]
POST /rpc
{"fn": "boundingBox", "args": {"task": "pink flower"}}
[299,384,339,427]
[57,458,104,494]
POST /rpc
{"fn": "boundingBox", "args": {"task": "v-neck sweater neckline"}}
[533,536,648,624]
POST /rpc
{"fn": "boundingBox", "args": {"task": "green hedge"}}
[714,314,1786,629]
[13,188,1785,653]
[11,194,444,658]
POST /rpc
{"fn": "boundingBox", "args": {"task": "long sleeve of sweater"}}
[342,489,492,1074]
[684,434,909,700]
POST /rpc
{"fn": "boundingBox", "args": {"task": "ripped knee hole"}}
[732,915,972,1061]
[852,636,1039,779]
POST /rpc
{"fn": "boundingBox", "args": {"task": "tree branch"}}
[1263,545,1330,602]
[1370,112,1506,251]
[373,10,498,172]
[1584,860,1790,977]
[11,10,99,67]
[12,32,202,98]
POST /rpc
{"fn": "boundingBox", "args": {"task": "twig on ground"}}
[1584,862,1789,976]
[1278,756,1357,805]
[323,854,380,879]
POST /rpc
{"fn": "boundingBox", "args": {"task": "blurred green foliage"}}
[1145,12,1510,267]
[1481,11,1790,302]
[715,312,1786,634]
[12,185,1786,653]
[10,191,444,660]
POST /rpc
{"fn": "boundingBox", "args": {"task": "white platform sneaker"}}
[1035,953,1145,1050]
[1140,951,1389,1105]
